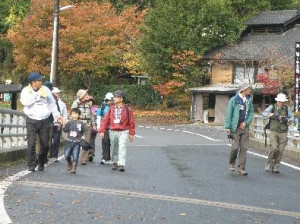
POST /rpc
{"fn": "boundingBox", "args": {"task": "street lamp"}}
[50,0,73,86]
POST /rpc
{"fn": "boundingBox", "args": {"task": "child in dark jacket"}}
[63,108,86,173]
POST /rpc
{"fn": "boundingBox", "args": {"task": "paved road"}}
[3,125,300,224]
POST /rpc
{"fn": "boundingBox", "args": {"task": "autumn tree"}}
[70,0,154,11]
[7,0,145,89]
[256,47,294,102]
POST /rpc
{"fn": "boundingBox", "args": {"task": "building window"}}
[234,66,255,84]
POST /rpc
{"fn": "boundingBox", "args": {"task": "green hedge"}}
[88,84,162,108]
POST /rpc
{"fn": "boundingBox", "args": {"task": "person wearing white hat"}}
[224,83,254,176]
[49,87,68,162]
[96,92,114,164]
[262,93,294,173]
[71,89,97,165]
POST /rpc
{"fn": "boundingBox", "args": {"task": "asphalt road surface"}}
[3,125,300,224]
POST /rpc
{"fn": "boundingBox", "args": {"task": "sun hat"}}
[104,92,114,100]
[275,93,288,102]
[52,87,61,94]
[76,89,88,99]
[238,83,251,93]
[28,72,43,82]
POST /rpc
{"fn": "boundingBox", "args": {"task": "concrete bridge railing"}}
[252,115,300,151]
[0,108,27,160]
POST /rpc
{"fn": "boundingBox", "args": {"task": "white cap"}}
[105,92,114,100]
[275,93,288,102]
[52,87,61,94]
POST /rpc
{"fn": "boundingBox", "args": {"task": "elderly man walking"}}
[262,93,294,173]
[224,83,254,176]
[20,72,63,172]
[99,90,135,172]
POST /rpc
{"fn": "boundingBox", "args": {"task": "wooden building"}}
[190,10,300,124]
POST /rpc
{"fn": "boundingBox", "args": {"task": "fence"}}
[252,115,300,150]
[0,108,27,151]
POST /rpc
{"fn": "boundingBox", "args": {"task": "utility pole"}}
[50,0,59,86]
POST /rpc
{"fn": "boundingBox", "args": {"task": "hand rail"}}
[0,108,27,151]
[251,115,300,150]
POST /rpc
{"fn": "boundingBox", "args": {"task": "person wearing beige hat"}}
[262,93,294,173]
[71,89,97,165]
[224,83,254,176]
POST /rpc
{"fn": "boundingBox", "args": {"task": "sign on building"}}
[295,42,300,112]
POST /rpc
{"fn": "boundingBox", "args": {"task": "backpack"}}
[100,103,106,117]
[264,104,288,146]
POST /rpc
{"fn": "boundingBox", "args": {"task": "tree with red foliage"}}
[7,0,145,87]
[256,70,279,95]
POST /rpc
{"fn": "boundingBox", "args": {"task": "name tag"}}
[70,131,77,137]
[114,119,120,124]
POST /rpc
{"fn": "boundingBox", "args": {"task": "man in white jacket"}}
[20,72,63,172]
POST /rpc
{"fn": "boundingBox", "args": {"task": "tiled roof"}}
[246,10,300,26]
[203,25,300,62]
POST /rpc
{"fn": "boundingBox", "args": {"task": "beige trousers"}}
[267,131,288,169]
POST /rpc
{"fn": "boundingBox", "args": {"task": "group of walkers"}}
[20,72,135,174]
[20,71,293,176]
[225,84,294,175]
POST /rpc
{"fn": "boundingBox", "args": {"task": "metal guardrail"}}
[252,115,300,150]
[0,108,27,151]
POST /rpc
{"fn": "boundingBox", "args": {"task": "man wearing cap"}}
[97,92,114,164]
[50,87,68,162]
[71,89,97,165]
[20,72,64,172]
[262,93,294,173]
[224,83,254,176]
[100,90,135,172]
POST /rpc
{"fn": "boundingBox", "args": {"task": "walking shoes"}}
[237,169,248,176]
[229,163,235,173]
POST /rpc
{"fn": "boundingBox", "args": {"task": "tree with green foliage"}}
[269,0,300,10]
[139,0,244,83]
[70,0,154,10]
[227,0,270,20]
[0,0,30,34]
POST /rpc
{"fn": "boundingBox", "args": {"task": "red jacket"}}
[100,104,135,136]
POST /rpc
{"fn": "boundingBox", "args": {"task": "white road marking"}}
[1,126,300,223]
[248,151,300,171]
[226,144,300,171]
[181,130,221,141]
[18,181,300,219]
[130,144,230,147]
[0,155,65,224]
